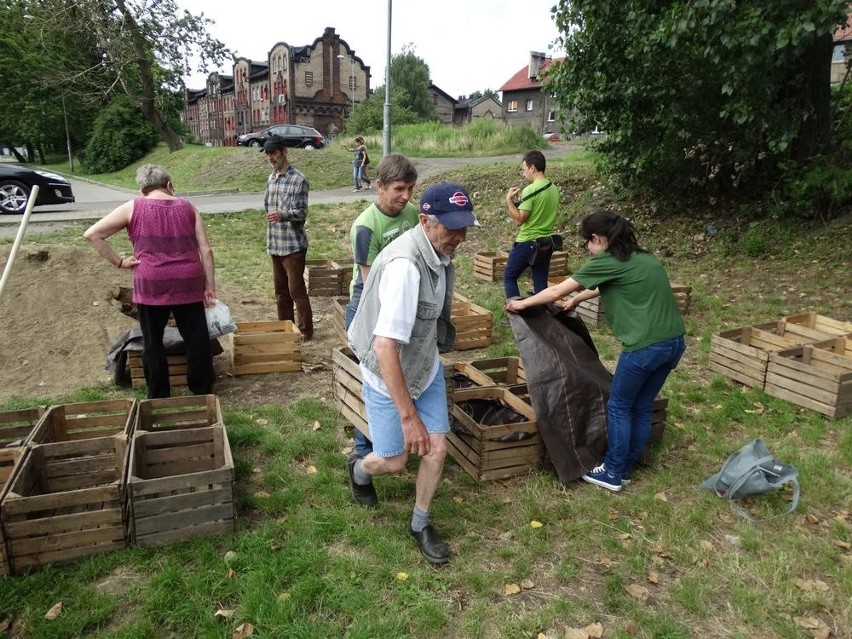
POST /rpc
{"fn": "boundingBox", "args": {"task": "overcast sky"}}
[175,0,563,99]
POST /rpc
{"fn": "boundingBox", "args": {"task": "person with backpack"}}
[506,210,686,492]
[342,136,372,191]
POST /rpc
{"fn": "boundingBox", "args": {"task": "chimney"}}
[528,51,549,79]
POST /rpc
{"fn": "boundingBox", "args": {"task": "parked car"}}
[0,164,75,214]
[236,124,325,149]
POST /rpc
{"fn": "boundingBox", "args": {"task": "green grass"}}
[1,154,850,638]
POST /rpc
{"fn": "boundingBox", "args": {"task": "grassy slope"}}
[1,153,850,639]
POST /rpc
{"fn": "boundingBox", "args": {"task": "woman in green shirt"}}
[506,210,686,492]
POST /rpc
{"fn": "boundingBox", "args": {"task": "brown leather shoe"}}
[347,454,378,508]
[410,525,450,565]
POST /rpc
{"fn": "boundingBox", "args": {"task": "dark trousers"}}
[503,240,553,299]
[272,251,313,337]
[137,302,213,399]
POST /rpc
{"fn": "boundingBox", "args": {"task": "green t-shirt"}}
[516,178,559,242]
[348,201,419,303]
[572,251,685,351]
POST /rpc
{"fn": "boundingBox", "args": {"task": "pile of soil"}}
[0,245,340,406]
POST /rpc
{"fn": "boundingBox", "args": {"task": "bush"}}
[80,96,160,174]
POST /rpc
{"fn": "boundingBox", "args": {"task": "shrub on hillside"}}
[79,96,160,174]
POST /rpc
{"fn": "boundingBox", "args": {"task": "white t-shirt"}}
[361,254,447,396]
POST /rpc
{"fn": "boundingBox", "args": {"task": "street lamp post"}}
[383,0,392,155]
[337,53,355,118]
[61,93,74,173]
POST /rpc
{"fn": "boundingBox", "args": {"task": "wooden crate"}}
[127,351,188,390]
[332,348,453,440]
[640,397,669,466]
[136,395,223,433]
[781,312,852,341]
[448,357,527,402]
[670,283,692,314]
[332,297,349,343]
[448,386,542,481]
[1,438,128,574]
[29,399,136,445]
[304,259,345,296]
[228,321,301,376]
[709,323,813,389]
[127,426,234,547]
[0,447,25,577]
[0,406,45,448]
[331,347,369,438]
[473,251,509,282]
[549,251,569,277]
[331,259,354,297]
[451,294,493,351]
[765,344,852,418]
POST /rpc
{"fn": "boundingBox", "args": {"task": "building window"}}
[525,99,534,111]
[305,71,313,87]
[548,110,555,122]
[507,100,518,112]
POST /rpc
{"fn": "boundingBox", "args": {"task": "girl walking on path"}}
[342,136,372,191]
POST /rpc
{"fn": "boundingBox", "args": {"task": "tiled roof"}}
[499,58,563,92]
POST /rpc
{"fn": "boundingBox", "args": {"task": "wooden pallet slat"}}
[765,344,852,418]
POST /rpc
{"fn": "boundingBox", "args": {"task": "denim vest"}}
[348,224,456,399]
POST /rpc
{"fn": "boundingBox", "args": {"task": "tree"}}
[468,89,498,101]
[346,87,422,134]
[548,0,851,202]
[389,46,437,121]
[17,0,230,152]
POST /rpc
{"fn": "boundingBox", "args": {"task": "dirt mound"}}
[0,245,138,401]
[0,244,344,408]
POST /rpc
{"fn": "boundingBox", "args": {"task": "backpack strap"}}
[517,181,552,206]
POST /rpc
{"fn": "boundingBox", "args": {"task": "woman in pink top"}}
[84,165,216,398]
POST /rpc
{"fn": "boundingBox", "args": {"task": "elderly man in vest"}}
[347,182,479,565]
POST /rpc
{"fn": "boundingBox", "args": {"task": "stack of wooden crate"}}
[128,395,233,547]
[304,259,346,296]
[0,407,45,577]
[1,400,136,575]
[228,320,302,376]
[710,312,852,417]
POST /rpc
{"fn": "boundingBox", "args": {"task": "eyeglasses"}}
[580,237,591,249]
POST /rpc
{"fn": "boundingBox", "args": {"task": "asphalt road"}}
[0,143,580,238]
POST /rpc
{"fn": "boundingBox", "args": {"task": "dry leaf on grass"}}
[646,570,660,584]
[520,579,535,590]
[699,540,715,551]
[395,572,409,581]
[306,465,318,474]
[530,520,543,528]
[584,622,604,638]
[793,616,831,638]
[654,492,668,502]
[564,628,587,639]
[806,513,820,524]
[834,539,850,550]
[255,490,270,498]
[276,592,290,601]
[214,609,235,619]
[503,583,521,596]
[44,602,62,620]
[232,622,254,638]
[227,568,236,579]
[452,496,464,503]
[794,578,830,592]
[626,584,650,602]
[312,421,321,431]
[224,551,238,564]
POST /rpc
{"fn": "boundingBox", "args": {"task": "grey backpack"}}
[700,438,800,522]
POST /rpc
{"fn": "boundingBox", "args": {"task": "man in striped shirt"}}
[263,135,313,339]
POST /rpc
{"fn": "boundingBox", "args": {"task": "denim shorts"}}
[361,369,450,457]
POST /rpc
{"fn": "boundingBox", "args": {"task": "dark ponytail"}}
[579,210,646,261]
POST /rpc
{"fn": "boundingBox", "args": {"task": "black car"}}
[0,163,75,214]
[236,124,325,149]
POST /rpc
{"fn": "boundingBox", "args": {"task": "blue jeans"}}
[345,300,373,457]
[503,240,552,298]
[604,335,686,479]
[352,166,361,189]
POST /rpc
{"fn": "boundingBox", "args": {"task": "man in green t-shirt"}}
[503,150,559,298]
[345,153,419,457]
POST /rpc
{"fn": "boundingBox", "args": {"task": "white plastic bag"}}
[205,299,236,337]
